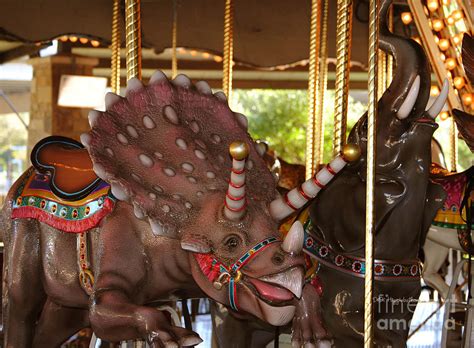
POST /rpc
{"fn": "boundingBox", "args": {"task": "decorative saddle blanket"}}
[431,166,473,230]
[11,169,116,233]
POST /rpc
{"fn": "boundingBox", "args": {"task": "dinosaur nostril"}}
[272,253,285,265]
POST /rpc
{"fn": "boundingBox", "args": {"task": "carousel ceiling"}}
[0,0,412,68]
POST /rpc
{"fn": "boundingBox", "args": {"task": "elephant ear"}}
[462,33,474,85]
[83,72,276,238]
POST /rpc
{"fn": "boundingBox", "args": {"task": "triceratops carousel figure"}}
[0,68,362,346]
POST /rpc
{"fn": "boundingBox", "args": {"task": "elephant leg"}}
[32,298,89,348]
[423,238,450,299]
[3,219,46,348]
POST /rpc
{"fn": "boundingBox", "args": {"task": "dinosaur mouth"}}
[243,266,304,306]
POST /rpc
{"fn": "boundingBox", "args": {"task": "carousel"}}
[0,0,472,347]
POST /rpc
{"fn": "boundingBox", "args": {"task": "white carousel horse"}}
[422,139,473,300]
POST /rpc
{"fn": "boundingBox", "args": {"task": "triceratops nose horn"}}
[224,141,250,221]
[282,221,304,254]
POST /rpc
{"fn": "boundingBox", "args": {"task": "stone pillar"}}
[28,55,99,154]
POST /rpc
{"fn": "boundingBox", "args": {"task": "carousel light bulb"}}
[440,53,446,61]
[442,0,450,5]
[434,36,440,44]
[431,85,440,96]
[202,52,210,59]
[453,76,465,89]
[453,33,464,45]
[59,35,68,42]
[214,55,223,63]
[79,37,88,44]
[401,12,413,25]
[438,39,450,51]
[190,50,197,56]
[69,36,78,43]
[446,71,452,79]
[452,10,463,21]
[432,19,444,31]
[427,0,439,12]
[445,58,457,70]
[440,111,449,120]
[91,40,100,47]
[462,93,473,105]
[447,16,455,25]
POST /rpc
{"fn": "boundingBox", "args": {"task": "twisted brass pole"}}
[450,117,458,172]
[378,49,386,99]
[314,0,329,169]
[125,0,141,80]
[111,0,121,94]
[171,0,178,79]
[365,0,379,346]
[305,0,321,179]
[386,4,393,87]
[222,0,234,102]
[333,0,353,156]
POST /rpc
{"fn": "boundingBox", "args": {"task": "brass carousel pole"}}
[171,0,178,79]
[365,0,379,346]
[125,0,142,80]
[315,0,329,168]
[111,0,121,94]
[333,0,353,155]
[222,0,234,102]
[305,0,321,179]
[386,5,393,87]
[450,117,458,172]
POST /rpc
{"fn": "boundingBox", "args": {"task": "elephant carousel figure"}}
[211,0,451,347]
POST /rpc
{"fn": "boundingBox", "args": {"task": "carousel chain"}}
[305,0,321,179]
[365,0,379,346]
[222,0,234,102]
[171,0,178,79]
[333,0,353,156]
[111,0,121,94]
[314,0,329,170]
[125,0,142,80]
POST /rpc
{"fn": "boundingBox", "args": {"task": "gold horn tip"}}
[229,141,250,160]
[342,143,362,162]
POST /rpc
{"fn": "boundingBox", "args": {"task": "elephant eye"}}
[223,235,241,251]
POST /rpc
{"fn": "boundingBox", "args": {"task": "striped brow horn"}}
[224,141,250,221]
[269,143,361,221]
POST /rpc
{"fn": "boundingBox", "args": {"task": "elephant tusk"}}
[397,75,420,120]
[427,79,449,119]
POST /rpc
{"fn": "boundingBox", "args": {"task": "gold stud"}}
[229,141,250,160]
[342,143,362,162]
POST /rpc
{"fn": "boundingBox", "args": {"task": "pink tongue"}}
[248,278,294,302]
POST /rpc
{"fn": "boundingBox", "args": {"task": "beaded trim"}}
[303,219,421,281]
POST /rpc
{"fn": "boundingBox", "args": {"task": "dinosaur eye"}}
[223,235,241,251]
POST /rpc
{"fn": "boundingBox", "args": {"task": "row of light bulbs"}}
[58,35,101,47]
[401,0,473,118]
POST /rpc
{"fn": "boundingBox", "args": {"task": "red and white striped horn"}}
[269,144,361,221]
[224,141,250,221]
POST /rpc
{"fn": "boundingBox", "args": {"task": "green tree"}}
[233,89,366,164]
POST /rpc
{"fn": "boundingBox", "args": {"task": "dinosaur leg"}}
[423,237,450,299]
[32,298,89,348]
[3,219,45,348]
[89,205,202,346]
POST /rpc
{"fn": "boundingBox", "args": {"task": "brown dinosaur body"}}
[1,73,313,347]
